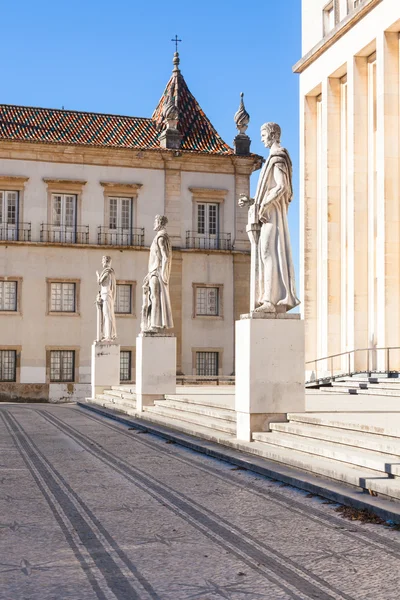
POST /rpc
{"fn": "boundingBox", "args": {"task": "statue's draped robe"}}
[254,147,300,311]
[142,230,174,330]
[99,266,117,339]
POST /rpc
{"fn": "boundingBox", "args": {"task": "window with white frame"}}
[115,284,132,314]
[0,191,18,240]
[50,350,75,382]
[120,351,132,382]
[0,281,17,311]
[0,350,16,381]
[196,351,219,376]
[197,202,218,236]
[109,197,132,230]
[50,282,76,312]
[195,287,219,316]
[52,194,76,241]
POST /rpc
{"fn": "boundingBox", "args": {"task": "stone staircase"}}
[317,374,400,396]
[248,412,400,501]
[85,386,236,443]
[84,383,400,503]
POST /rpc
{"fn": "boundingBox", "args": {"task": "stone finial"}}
[234,92,250,134]
[162,93,179,129]
[234,93,251,155]
[173,51,180,72]
[159,84,182,150]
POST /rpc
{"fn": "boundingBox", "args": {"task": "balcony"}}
[0,223,31,242]
[97,226,145,247]
[40,224,89,244]
[186,231,232,251]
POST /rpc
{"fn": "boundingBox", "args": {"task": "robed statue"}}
[141,215,174,333]
[239,122,300,313]
[96,255,117,340]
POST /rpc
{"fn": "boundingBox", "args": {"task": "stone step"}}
[85,397,137,417]
[234,439,389,490]
[111,385,136,394]
[270,421,400,456]
[97,393,136,408]
[287,412,400,438]
[333,380,400,392]
[103,389,137,401]
[155,399,236,422]
[145,404,236,434]
[252,431,400,475]
[165,394,234,411]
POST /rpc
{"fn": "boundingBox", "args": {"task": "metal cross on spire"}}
[171,35,182,53]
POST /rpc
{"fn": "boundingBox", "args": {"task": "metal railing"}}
[40,224,89,244]
[306,346,400,384]
[186,231,232,251]
[0,223,31,242]
[97,226,145,247]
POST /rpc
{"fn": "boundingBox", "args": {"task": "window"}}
[109,197,132,231]
[323,2,335,35]
[0,191,18,240]
[197,203,218,236]
[115,284,132,314]
[196,352,219,376]
[50,282,76,312]
[120,351,132,382]
[0,350,16,381]
[196,287,219,316]
[0,281,17,311]
[51,194,76,242]
[50,350,75,382]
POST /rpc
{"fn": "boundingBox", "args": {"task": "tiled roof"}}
[0,65,234,155]
[152,68,234,155]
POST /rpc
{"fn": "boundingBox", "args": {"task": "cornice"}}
[293,0,383,74]
[188,187,228,199]
[100,181,143,196]
[0,175,29,189]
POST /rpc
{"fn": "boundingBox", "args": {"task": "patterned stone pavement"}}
[1,404,400,600]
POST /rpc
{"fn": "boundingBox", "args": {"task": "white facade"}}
[0,61,261,400]
[297,0,400,379]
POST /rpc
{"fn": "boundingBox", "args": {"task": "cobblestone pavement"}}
[1,405,400,600]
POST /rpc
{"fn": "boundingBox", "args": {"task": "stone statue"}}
[96,255,117,341]
[141,215,174,333]
[239,122,300,313]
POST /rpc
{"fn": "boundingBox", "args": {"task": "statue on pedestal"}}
[141,215,174,333]
[238,122,300,313]
[96,255,117,341]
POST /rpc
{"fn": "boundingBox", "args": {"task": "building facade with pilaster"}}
[296,0,400,379]
[0,52,261,401]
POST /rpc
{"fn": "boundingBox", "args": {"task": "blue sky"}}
[1,0,301,280]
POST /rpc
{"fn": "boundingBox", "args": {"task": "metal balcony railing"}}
[0,223,31,242]
[306,346,400,385]
[186,231,232,251]
[40,224,89,244]
[97,226,145,247]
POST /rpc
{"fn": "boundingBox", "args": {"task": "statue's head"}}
[154,214,168,231]
[261,122,281,148]
[102,255,112,267]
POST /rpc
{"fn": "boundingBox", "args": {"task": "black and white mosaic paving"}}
[1,404,399,600]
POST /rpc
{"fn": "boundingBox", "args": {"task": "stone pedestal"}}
[235,313,305,442]
[91,341,120,398]
[136,333,176,412]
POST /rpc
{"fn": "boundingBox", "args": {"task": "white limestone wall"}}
[300,0,400,372]
[0,159,165,243]
[180,252,235,375]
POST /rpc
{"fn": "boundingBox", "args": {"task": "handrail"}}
[306,346,400,384]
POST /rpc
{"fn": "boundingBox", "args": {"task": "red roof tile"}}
[0,65,234,155]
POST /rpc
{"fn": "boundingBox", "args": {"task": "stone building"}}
[295,0,400,378]
[0,52,261,401]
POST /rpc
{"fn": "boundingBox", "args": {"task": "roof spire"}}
[171,35,182,72]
